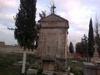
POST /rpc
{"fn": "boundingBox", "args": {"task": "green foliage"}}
[69,42,74,53]
[0,54,21,69]
[15,0,37,50]
[70,68,78,75]
[88,18,94,58]
[37,69,44,75]
[0,53,36,75]
[27,54,36,64]
[94,17,100,58]
[70,68,83,75]
[67,58,83,69]
[76,42,82,54]
[75,34,88,57]
[67,58,83,75]
[0,54,21,75]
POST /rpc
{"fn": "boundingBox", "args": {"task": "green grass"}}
[0,53,84,75]
[0,53,36,75]
[67,58,84,75]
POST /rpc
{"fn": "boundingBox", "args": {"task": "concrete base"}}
[91,57,100,62]
[83,62,100,75]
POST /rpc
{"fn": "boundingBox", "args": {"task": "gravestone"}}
[83,44,100,75]
[92,43,100,61]
[27,69,37,75]
[93,44,99,57]
[83,62,100,75]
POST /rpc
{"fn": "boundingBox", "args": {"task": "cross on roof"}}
[51,4,56,14]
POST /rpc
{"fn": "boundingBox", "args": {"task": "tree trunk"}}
[22,48,27,74]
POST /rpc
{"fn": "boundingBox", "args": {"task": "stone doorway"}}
[43,61,55,71]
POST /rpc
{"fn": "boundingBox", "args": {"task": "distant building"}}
[35,12,69,72]
[0,41,5,46]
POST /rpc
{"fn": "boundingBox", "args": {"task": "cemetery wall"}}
[0,42,36,54]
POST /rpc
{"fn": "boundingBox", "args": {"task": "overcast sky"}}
[0,0,100,45]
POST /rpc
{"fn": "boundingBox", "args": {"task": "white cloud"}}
[0,0,99,46]
[0,0,19,45]
[0,24,17,45]
[0,0,19,13]
[49,0,98,46]
[0,0,18,8]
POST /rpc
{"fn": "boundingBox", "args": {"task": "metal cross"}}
[51,4,56,14]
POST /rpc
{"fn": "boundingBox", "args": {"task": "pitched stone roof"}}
[39,13,68,22]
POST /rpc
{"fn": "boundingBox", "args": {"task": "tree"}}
[75,34,88,57]
[94,16,100,58]
[15,0,37,73]
[39,11,46,19]
[88,18,94,62]
[69,42,74,53]
[76,42,82,54]
[81,34,88,56]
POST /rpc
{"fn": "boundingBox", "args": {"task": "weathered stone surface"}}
[27,69,37,74]
[83,62,100,75]
[35,13,69,72]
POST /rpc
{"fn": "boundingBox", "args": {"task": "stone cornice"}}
[41,27,68,29]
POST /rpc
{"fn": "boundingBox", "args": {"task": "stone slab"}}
[27,69,37,74]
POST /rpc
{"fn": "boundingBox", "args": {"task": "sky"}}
[0,0,100,46]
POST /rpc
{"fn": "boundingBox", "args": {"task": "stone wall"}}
[37,28,67,59]
[0,42,36,54]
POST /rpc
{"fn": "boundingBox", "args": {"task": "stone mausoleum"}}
[33,6,69,73]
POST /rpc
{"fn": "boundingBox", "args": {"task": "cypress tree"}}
[88,18,94,62]
[69,42,74,53]
[15,0,37,73]
[76,42,81,54]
